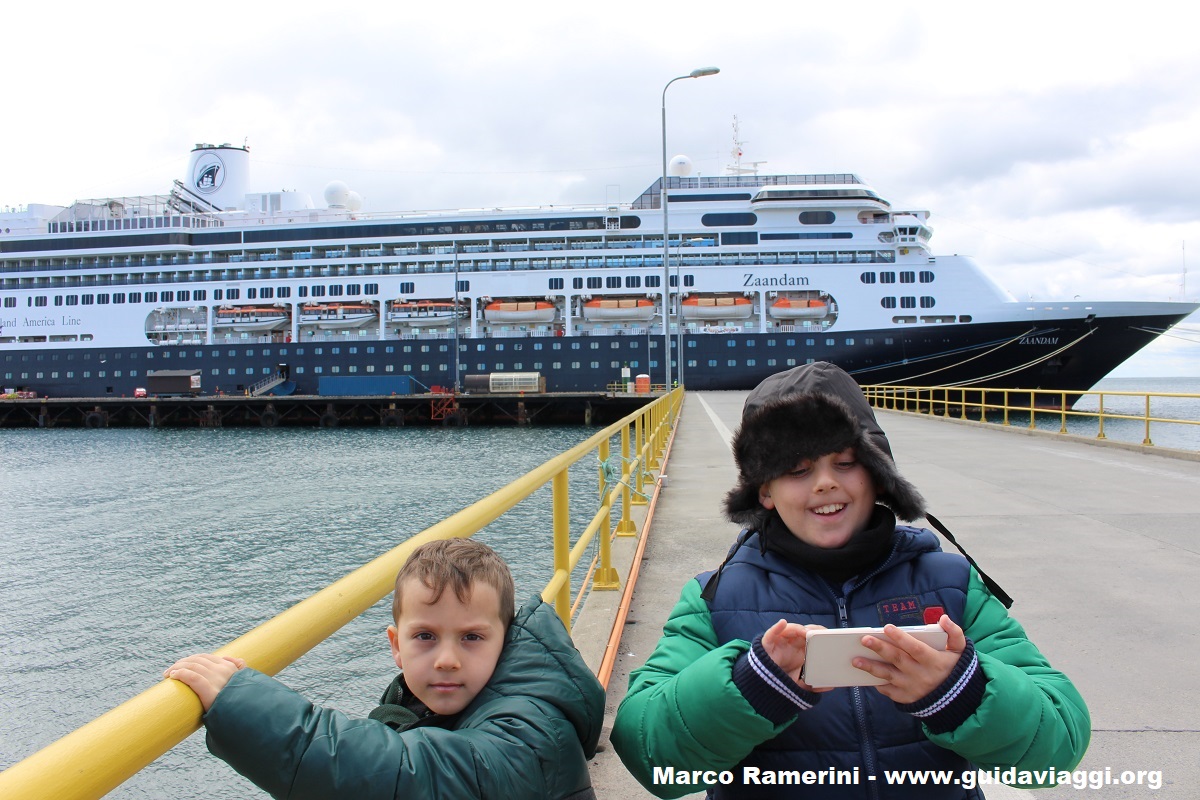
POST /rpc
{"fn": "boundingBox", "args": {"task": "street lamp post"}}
[661,66,718,390]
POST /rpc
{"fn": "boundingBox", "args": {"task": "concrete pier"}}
[582,391,1199,799]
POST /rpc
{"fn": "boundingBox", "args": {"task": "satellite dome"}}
[668,155,693,177]
[346,191,364,212]
[323,180,351,208]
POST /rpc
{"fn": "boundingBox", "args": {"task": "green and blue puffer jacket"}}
[611,527,1090,799]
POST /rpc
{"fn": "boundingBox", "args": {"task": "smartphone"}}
[800,624,948,688]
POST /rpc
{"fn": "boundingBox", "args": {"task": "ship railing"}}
[0,388,684,800]
[862,384,1200,452]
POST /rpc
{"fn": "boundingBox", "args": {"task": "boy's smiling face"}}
[759,447,877,549]
[388,578,507,716]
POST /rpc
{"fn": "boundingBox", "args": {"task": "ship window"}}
[959,315,972,323]
[825,338,835,346]
[572,278,584,289]
[66,295,79,306]
[365,283,379,294]
[881,297,897,308]
[684,275,695,287]
[82,295,94,305]
[900,271,915,283]
[919,271,935,283]
[587,277,602,289]
[625,275,641,288]
[311,285,326,297]
[456,280,469,292]
[920,296,936,308]
[3,298,14,308]
[329,285,343,296]
[260,287,273,299]
[701,213,757,227]
[97,294,110,304]
[549,278,564,290]
[879,272,896,284]
[228,289,241,299]
[298,286,309,297]
[799,211,836,225]
[247,288,257,299]
[347,284,361,295]
[399,282,415,294]
[901,297,916,308]
[860,272,876,284]
[646,275,661,288]
[606,277,621,288]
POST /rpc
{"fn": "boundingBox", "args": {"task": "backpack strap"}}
[924,512,1013,609]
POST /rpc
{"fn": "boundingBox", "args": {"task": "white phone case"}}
[801,624,948,688]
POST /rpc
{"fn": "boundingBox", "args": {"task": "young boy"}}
[167,538,604,799]
[611,362,1090,798]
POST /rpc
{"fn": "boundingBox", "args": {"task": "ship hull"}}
[5,308,1186,401]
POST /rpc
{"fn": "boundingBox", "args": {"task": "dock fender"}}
[84,411,106,429]
[260,410,280,428]
[381,412,403,427]
[319,412,339,428]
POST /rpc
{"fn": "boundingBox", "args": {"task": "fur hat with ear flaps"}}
[724,362,926,526]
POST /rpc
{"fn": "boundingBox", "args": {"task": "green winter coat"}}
[612,568,1090,797]
[203,597,604,800]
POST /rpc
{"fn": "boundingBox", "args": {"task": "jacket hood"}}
[725,362,926,525]
[470,596,604,758]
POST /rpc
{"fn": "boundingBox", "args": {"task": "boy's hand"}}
[853,614,967,704]
[761,619,832,693]
[165,654,247,712]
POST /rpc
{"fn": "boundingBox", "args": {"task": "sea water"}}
[0,424,608,798]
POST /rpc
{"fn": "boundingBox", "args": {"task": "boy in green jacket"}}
[168,538,603,799]
[611,362,1090,798]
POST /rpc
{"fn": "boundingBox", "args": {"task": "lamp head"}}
[690,67,720,78]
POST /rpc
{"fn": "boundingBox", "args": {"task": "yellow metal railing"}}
[0,387,684,800]
[863,384,1200,450]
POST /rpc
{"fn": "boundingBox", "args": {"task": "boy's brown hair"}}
[392,538,516,627]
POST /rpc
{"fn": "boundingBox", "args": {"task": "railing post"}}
[1143,394,1154,446]
[646,400,661,470]
[551,470,571,629]
[1028,392,1037,430]
[632,414,648,504]
[1097,393,1107,440]
[1059,393,1068,434]
[1002,390,1010,427]
[594,435,621,590]
[616,423,638,533]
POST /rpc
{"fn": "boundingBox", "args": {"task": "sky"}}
[3,0,1198,376]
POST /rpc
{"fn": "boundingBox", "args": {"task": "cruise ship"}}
[1,143,1195,398]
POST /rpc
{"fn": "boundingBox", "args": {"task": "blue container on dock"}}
[317,375,415,396]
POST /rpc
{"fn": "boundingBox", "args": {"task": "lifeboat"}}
[387,299,468,327]
[298,302,377,329]
[680,294,753,321]
[769,297,830,320]
[581,297,657,322]
[213,305,290,331]
[483,299,557,324]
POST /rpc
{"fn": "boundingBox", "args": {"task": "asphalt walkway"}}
[580,390,1200,799]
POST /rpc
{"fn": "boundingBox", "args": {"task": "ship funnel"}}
[182,143,249,211]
